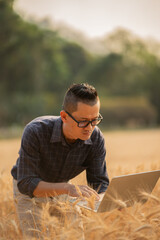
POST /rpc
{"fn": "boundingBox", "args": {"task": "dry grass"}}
[0,128,160,239]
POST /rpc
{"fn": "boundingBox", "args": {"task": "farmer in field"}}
[11,83,109,237]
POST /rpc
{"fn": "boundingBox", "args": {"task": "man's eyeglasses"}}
[65,110,103,128]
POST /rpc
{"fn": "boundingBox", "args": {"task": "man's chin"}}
[80,133,91,141]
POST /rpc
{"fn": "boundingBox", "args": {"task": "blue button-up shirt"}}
[11,116,109,198]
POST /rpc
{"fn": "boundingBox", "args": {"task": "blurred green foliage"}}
[100,97,157,128]
[0,0,160,128]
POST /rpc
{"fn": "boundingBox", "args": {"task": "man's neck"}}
[62,125,77,144]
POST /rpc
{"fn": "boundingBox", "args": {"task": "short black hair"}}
[62,83,98,113]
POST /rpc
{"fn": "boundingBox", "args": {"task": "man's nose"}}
[84,122,93,130]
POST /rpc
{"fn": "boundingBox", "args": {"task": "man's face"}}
[61,100,100,143]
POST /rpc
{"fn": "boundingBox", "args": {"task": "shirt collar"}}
[83,138,92,145]
[50,116,93,145]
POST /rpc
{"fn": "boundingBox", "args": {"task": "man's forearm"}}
[33,181,69,197]
[33,180,100,200]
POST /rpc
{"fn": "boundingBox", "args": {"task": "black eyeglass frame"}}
[64,110,103,128]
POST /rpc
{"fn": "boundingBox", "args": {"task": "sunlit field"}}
[0,129,160,239]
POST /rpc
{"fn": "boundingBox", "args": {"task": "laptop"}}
[70,170,160,213]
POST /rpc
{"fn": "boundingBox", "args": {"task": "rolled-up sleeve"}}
[86,131,109,193]
[17,125,42,198]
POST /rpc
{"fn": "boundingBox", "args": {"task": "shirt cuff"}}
[29,178,42,198]
[18,177,42,198]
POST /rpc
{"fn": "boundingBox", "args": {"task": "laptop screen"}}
[98,170,160,212]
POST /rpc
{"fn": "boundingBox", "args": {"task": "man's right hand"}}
[67,184,100,200]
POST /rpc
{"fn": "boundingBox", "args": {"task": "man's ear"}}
[60,110,68,123]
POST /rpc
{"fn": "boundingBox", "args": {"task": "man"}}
[11,83,109,238]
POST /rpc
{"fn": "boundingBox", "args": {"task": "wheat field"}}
[0,128,160,239]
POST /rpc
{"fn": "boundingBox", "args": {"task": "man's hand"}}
[67,184,100,200]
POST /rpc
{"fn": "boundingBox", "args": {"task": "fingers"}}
[78,185,93,198]
[68,184,100,200]
[78,185,100,200]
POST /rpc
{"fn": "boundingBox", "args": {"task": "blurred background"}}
[1,0,160,137]
[1,3,160,237]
